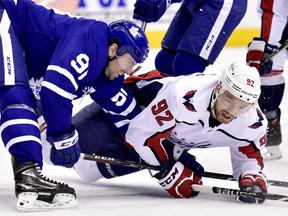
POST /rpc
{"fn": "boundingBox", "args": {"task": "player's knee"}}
[155,48,176,75]
[230,0,247,20]
[259,82,285,111]
[73,160,104,182]
[173,51,207,76]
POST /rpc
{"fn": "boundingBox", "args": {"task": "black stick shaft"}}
[80,153,288,188]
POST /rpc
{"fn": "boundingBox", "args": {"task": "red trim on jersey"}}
[124,70,168,85]
[261,69,284,77]
[144,129,174,164]
[260,0,274,41]
[123,128,174,164]
[238,144,264,169]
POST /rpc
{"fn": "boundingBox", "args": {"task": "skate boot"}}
[12,156,78,211]
[262,109,282,161]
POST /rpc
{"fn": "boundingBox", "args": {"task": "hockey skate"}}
[12,156,78,211]
[262,109,282,161]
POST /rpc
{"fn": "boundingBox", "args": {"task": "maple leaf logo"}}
[129,26,141,38]
[29,77,43,100]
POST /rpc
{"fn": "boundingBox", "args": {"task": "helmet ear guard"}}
[109,19,150,64]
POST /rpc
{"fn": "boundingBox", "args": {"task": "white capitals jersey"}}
[124,71,268,180]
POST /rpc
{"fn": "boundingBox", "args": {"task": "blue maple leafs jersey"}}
[1,0,140,137]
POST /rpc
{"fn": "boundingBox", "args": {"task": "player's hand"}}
[154,159,203,198]
[133,0,180,23]
[47,126,81,168]
[246,37,278,75]
[237,174,267,204]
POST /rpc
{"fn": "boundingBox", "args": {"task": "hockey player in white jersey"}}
[43,61,268,204]
[246,0,288,160]
[0,0,148,211]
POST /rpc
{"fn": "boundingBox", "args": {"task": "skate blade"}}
[16,192,79,211]
[262,146,282,161]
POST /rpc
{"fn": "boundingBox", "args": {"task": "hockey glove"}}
[246,37,278,75]
[133,0,182,23]
[237,174,267,204]
[47,125,81,168]
[154,158,203,198]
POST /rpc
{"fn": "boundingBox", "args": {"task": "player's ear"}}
[108,43,118,59]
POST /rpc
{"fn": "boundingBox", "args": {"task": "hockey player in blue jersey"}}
[41,62,268,204]
[133,0,247,75]
[0,0,149,210]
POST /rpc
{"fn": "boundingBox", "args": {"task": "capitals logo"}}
[249,108,264,129]
[183,90,197,112]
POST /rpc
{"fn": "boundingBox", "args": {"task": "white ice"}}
[0,48,288,215]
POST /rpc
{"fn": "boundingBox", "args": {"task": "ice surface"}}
[0,48,288,215]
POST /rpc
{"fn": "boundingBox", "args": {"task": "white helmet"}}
[218,61,261,105]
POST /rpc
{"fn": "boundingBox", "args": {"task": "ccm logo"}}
[159,167,179,187]
[60,137,78,147]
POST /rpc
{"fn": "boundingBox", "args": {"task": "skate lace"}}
[36,166,68,186]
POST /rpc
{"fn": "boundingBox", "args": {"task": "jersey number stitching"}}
[151,99,174,126]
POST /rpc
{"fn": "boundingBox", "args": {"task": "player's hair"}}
[109,19,149,63]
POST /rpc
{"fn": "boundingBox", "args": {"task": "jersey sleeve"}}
[124,81,179,166]
[90,77,142,135]
[40,36,82,137]
[229,108,268,181]
[40,21,108,137]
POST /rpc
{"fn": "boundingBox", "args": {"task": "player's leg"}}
[155,0,199,75]
[259,76,285,160]
[71,102,142,182]
[0,4,76,210]
[257,0,288,160]
[258,42,287,160]
[174,0,247,75]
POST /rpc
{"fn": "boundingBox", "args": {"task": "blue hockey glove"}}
[246,37,278,75]
[133,0,182,23]
[237,174,267,204]
[47,126,81,168]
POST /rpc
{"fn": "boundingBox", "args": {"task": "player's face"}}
[116,53,139,76]
[104,53,138,80]
[213,90,251,124]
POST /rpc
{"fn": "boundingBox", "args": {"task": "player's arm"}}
[90,83,142,135]
[230,125,268,204]
[133,0,182,23]
[40,60,81,168]
[125,85,179,166]
[153,140,204,198]
[40,37,89,168]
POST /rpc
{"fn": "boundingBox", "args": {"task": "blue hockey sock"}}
[155,48,176,75]
[173,51,207,76]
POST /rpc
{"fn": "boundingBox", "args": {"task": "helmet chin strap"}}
[210,88,218,119]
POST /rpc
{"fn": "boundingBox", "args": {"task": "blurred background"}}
[33,0,260,49]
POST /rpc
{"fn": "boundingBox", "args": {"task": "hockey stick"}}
[192,185,288,202]
[81,153,288,202]
[141,21,147,32]
[263,39,288,61]
[80,153,288,188]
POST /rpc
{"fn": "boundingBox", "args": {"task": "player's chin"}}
[217,113,234,124]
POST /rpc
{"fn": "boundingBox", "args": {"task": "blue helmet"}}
[109,19,149,63]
